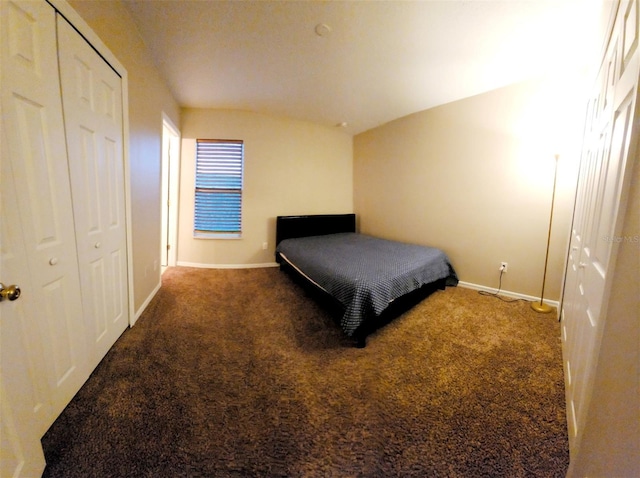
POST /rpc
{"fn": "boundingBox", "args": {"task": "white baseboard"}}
[130,270,559,326]
[176,261,279,269]
[171,266,558,308]
[131,280,162,326]
[457,281,559,308]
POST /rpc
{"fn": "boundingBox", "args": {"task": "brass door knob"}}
[0,283,21,301]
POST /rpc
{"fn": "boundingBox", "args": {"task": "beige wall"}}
[68,0,180,314]
[178,109,353,266]
[354,77,588,299]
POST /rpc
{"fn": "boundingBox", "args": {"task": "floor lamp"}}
[531,154,559,313]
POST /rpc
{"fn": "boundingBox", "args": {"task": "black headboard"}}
[275,214,356,245]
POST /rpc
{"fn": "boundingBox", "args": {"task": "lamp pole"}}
[531,154,559,314]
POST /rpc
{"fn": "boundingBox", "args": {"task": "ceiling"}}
[123,0,603,135]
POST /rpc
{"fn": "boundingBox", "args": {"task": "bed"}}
[275,214,458,347]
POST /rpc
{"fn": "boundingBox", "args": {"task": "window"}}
[194,139,244,237]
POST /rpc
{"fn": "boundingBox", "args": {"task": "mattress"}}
[276,232,458,336]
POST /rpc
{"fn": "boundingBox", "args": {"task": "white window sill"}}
[194,232,242,239]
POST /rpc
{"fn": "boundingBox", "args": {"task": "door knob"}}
[0,283,21,302]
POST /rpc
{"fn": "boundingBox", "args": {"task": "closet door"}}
[1,120,48,478]
[1,147,48,478]
[562,0,639,451]
[57,16,130,370]
[0,0,89,433]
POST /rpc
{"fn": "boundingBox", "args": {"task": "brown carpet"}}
[42,266,569,477]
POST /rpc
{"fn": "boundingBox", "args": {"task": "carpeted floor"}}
[42,266,569,477]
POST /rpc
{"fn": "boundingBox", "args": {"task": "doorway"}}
[161,115,180,271]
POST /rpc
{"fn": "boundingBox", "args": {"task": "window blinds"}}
[195,139,243,235]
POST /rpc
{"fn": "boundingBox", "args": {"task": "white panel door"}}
[57,16,129,370]
[1,139,47,478]
[562,0,639,449]
[0,380,45,478]
[0,0,89,433]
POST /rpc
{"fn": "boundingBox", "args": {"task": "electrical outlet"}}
[500,262,508,273]
[262,242,268,250]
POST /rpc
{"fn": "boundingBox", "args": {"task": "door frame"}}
[48,0,135,327]
[161,113,181,269]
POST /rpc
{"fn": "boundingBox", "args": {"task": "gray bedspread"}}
[276,232,458,336]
